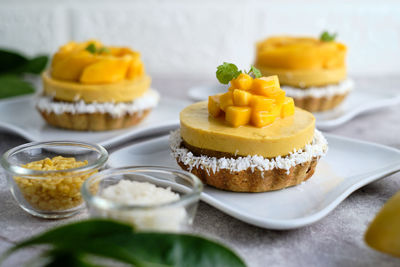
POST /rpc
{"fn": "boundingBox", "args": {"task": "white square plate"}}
[0,95,188,149]
[188,85,400,130]
[108,134,400,229]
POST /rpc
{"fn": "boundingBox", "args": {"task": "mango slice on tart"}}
[80,56,132,84]
[209,64,295,128]
[50,40,146,85]
[255,36,346,71]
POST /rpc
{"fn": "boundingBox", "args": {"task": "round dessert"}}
[254,34,353,112]
[37,40,159,131]
[170,64,328,192]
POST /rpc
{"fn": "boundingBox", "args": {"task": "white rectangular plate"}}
[0,95,188,149]
[108,134,400,229]
[188,85,400,130]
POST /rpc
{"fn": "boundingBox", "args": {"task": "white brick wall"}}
[1,0,400,79]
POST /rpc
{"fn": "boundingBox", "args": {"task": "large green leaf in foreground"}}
[2,219,246,267]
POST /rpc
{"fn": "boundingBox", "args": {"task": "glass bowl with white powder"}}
[81,166,203,232]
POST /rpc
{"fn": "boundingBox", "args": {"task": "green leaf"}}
[21,55,49,74]
[2,219,246,267]
[0,49,48,75]
[0,49,28,73]
[0,75,35,99]
[42,251,103,267]
[248,65,261,78]
[216,62,242,84]
[10,219,134,251]
[98,47,110,54]
[85,43,97,54]
[115,233,246,267]
[320,31,337,42]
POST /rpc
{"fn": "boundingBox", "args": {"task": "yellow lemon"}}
[365,191,400,257]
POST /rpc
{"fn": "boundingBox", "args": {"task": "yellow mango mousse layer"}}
[180,101,315,158]
[42,71,151,103]
[255,36,347,87]
[256,66,346,88]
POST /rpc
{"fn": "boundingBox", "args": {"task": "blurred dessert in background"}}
[37,40,159,131]
[254,33,353,112]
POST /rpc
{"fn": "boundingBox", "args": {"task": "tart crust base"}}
[176,154,319,193]
[293,93,348,112]
[39,109,150,131]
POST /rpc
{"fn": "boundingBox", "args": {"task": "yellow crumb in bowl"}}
[14,156,97,211]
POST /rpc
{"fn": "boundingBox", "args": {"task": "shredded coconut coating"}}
[170,129,328,175]
[36,89,160,118]
[283,79,354,99]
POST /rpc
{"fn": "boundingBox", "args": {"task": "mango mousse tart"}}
[37,40,159,131]
[254,32,354,112]
[170,63,328,192]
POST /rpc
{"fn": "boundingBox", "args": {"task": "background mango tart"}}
[36,40,159,131]
[255,35,353,112]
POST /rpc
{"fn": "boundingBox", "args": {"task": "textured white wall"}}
[1,0,399,79]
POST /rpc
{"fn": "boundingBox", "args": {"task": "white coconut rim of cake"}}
[36,89,160,118]
[282,79,354,99]
[170,129,328,175]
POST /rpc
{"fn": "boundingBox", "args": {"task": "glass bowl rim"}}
[81,166,203,211]
[1,140,108,177]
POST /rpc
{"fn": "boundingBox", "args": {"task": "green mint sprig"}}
[85,43,97,54]
[216,62,241,84]
[247,65,262,78]
[98,46,111,54]
[216,62,262,84]
[320,31,337,42]
[0,219,246,267]
[85,43,111,54]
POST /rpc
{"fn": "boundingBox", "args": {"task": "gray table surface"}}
[1,76,400,267]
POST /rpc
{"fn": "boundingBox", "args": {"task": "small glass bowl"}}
[1,141,108,219]
[81,166,203,232]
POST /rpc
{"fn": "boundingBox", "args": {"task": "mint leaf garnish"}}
[216,62,242,84]
[248,65,261,78]
[85,43,97,54]
[320,31,337,42]
[98,47,110,54]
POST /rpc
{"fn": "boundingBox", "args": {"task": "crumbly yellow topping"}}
[14,156,96,211]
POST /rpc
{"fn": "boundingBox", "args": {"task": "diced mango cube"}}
[250,95,275,111]
[281,97,295,118]
[270,104,282,117]
[233,89,252,106]
[251,110,276,127]
[230,73,253,91]
[251,75,280,92]
[252,86,285,103]
[208,94,222,117]
[267,87,286,104]
[219,91,234,112]
[225,106,252,127]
